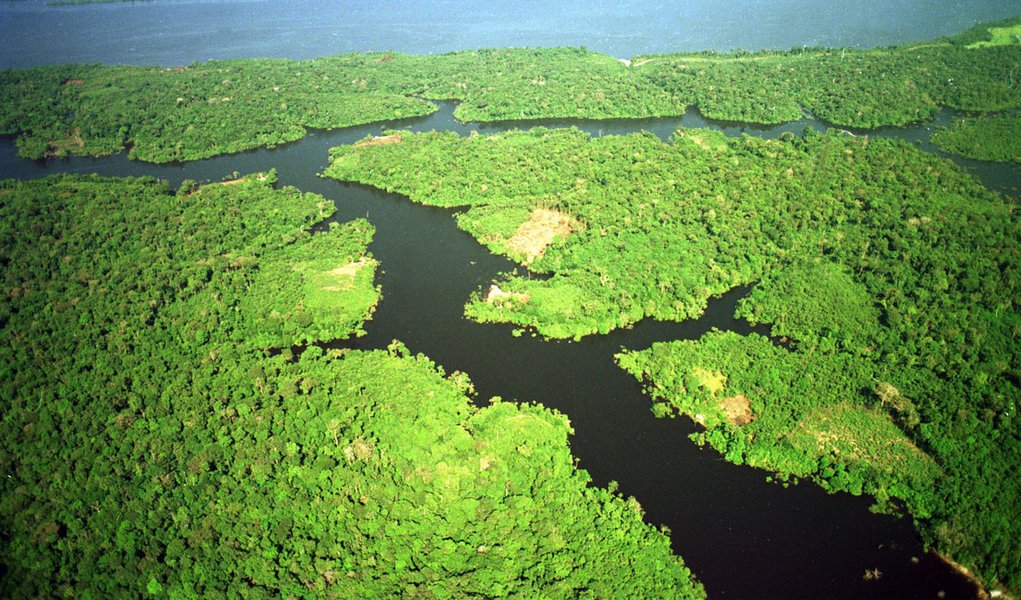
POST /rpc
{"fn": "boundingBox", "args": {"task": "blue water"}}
[1,0,1019,68]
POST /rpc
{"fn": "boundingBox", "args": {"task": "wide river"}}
[2,2,1019,598]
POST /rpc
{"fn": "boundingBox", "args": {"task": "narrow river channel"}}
[2,102,1016,598]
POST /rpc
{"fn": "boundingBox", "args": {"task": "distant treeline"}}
[1,17,1018,163]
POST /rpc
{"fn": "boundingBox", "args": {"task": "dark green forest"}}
[325,124,1020,591]
[932,114,1021,163]
[0,175,703,597]
[1,18,1018,162]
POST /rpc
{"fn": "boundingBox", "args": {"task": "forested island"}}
[1,17,1019,162]
[1,13,1019,600]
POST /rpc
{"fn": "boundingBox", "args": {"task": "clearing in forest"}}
[354,133,404,147]
[321,258,372,291]
[721,395,754,426]
[788,403,937,476]
[506,207,577,263]
[966,23,1021,48]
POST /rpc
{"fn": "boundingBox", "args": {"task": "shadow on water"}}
[2,102,1007,599]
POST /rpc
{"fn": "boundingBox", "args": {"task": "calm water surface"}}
[1,0,1020,67]
[2,2,1019,597]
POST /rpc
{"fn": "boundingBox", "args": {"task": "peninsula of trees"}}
[0,175,703,597]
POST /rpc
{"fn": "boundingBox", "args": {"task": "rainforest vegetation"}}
[0,174,703,597]
[1,18,1019,162]
[932,114,1021,163]
[325,123,1020,592]
[2,12,1020,599]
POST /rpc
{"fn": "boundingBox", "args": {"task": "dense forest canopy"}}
[325,123,1020,592]
[0,17,1018,163]
[0,175,703,597]
[931,114,1021,163]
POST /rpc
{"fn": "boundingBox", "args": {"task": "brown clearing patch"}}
[483,284,529,305]
[355,133,403,148]
[322,258,370,291]
[343,438,374,462]
[721,394,754,425]
[329,258,370,278]
[215,173,268,187]
[505,207,577,263]
[63,79,84,86]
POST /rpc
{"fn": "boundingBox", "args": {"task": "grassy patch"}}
[966,23,1021,48]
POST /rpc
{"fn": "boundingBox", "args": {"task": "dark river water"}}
[3,101,1018,598]
[3,2,1020,597]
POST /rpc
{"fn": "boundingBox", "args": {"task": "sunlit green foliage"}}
[634,41,1021,127]
[236,219,380,348]
[965,22,1021,48]
[0,174,703,598]
[2,19,1020,163]
[0,61,437,163]
[932,115,1021,163]
[734,259,881,353]
[408,48,684,121]
[326,124,1020,590]
[326,125,1012,344]
[617,332,940,507]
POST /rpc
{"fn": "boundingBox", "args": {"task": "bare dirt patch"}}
[193,173,269,194]
[505,207,577,263]
[483,284,529,305]
[355,133,403,148]
[721,394,754,425]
